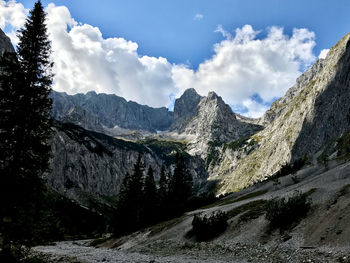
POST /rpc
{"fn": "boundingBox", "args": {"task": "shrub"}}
[265,191,310,231]
[269,158,306,181]
[190,211,228,241]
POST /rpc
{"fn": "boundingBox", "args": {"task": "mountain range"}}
[2,25,350,200]
[2,27,350,261]
[47,32,350,196]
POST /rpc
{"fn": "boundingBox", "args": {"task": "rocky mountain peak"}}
[180,88,200,99]
[206,91,220,101]
[171,88,203,132]
[173,89,262,157]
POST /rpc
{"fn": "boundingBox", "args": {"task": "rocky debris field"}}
[34,160,350,263]
[33,240,350,263]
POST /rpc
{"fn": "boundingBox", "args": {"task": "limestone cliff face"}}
[50,90,174,133]
[46,122,208,203]
[217,33,350,194]
[170,88,203,133]
[171,89,262,158]
[258,59,325,126]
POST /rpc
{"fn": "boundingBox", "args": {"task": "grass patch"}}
[139,138,190,166]
[205,140,224,169]
[224,136,256,151]
[148,215,186,236]
[227,199,267,219]
[268,158,306,181]
[200,190,268,209]
[233,190,268,203]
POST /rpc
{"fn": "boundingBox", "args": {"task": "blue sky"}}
[2,0,350,116]
[18,0,350,68]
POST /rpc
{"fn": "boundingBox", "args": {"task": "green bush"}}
[190,210,228,241]
[265,192,310,231]
[269,158,306,181]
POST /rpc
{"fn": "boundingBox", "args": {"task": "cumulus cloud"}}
[194,13,204,21]
[0,0,28,45]
[319,49,329,59]
[0,1,318,117]
[45,4,177,108]
[173,25,316,117]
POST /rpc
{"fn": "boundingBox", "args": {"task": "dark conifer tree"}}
[0,1,53,259]
[114,155,144,235]
[113,172,132,235]
[16,0,53,175]
[142,166,158,226]
[168,153,193,216]
[0,52,29,261]
[158,165,169,219]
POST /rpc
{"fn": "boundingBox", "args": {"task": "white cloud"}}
[194,13,204,21]
[0,0,28,45]
[45,3,176,108]
[0,2,319,117]
[241,99,269,118]
[173,25,316,117]
[215,25,232,39]
[319,49,329,59]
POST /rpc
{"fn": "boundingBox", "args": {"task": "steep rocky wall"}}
[217,33,350,194]
[170,89,262,158]
[46,122,208,203]
[50,90,174,133]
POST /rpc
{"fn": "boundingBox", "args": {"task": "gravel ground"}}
[34,161,350,263]
[33,240,350,263]
[33,240,245,263]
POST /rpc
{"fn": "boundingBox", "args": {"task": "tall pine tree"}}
[114,154,144,236]
[0,0,53,256]
[158,165,169,219]
[142,166,158,226]
[168,153,193,216]
[16,0,53,175]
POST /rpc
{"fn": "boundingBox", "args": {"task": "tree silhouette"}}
[168,153,193,216]
[142,166,158,226]
[158,165,169,219]
[0,0,53,259]
[114,154,144,235]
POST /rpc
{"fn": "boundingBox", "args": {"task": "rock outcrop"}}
[170,88,203,132]
[50,90,174,134]
[171,89,262,158]
[0,29,14,55]
[217,33,350,193]
[46,121,208,204]
[259,59,325,126]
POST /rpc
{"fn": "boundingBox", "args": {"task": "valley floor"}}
[34,240,350,263]
[34,160,350,263]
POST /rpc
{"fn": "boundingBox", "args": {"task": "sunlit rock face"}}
[218,33,350,194]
